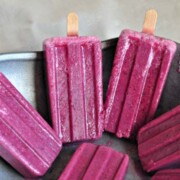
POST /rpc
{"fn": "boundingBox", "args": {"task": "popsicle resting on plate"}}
[44,30,103,143]
[58,143,129,180]
[104,29,176,139]
[138,105,180,172]
[0,73,62,178]
[151,169,180,180]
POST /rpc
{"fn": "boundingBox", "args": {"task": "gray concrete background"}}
[0,0,179,52]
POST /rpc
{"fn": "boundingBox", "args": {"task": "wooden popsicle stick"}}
[67,12,79,36]
[142,9,158,35]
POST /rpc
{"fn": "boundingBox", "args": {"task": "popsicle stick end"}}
[142,9,158,35]
[67,12,79,36]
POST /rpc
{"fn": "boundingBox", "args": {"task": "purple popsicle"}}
[58,143,129,180]
[0,73,62,178]
[44,13,103,143]
[104,10,176,138]
[152,169,180,180]
[138,105,180,172]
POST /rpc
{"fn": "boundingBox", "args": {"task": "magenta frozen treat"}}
[138,105,180,172]
[104,29,176,138]
[0,73,62,178]
[152,169,180,180]
[104,10,176,139]
[58,143,129,180]
[44,13,103,143]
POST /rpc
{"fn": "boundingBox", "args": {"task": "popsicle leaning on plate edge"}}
[44,13,103,143]
[0,73,62,178]
[58,143,129,180]
[104,9,176,138]
[138,105,180,172]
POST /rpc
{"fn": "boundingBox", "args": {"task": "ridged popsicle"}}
[0,73,62,177]
[152,169,180,180]
[58,143,129,180]
[138,105,180,172]
[104,29,176,138]
[44,36,103,143]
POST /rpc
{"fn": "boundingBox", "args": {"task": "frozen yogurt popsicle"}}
[152,169,180,180]
[138,105,180,172]
[104,9,176,138]
[44,13,103,142]
[58,143,129,180]
[0,73,62,178]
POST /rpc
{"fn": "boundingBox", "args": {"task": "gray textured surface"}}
[0,0,180,52]
[0,1,179,179]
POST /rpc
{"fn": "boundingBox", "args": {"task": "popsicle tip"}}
[67,12,79,36]
[142,9,158,35]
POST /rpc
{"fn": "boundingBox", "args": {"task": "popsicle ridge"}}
[0,122,48,177]
[132,39,176,135]
[113,154,129,180]
[145,150,180,172]
[146,40,177,121]
[139,125,180,157]
[0,102,50,167]
[116,32,155,138]
[82,145,113,179]
[138,105,180,143]
[104,30,140,133]
[58,143,97,179]
[131,41,164,134]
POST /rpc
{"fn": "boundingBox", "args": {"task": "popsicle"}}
[58,143,129,180]
[138,105,180,172]
[104,9,176,138]
[152,169,180,180]
[44,13,103,142]
[0,72,62,178]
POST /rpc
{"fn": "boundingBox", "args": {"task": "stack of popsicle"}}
[104,9,176,139]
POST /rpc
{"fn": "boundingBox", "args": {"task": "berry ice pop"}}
[0,73,62,177]
[58,143,129,180]
[104,9,176,138]
[44,13,103,143]
[152,169,180,180]
[138,105,180,172]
